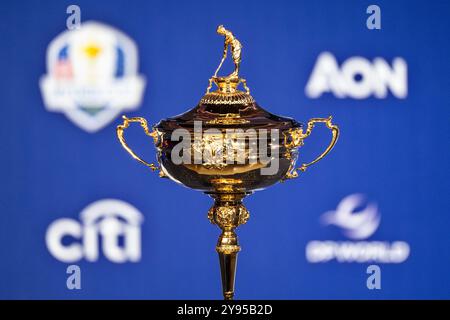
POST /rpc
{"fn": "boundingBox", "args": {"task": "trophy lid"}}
[155,88,301,132]
[155,26,301,133]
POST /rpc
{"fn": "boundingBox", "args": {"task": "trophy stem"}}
[207,193,250,300]
[217,230,239,300]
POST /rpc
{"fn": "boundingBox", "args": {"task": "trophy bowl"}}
[117,25,339,300]
[154,88,304,192]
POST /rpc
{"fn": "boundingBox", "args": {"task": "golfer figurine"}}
[214,25,242,79]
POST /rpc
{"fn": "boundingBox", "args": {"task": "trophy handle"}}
[116,116,159,171]
[286,116,339,179]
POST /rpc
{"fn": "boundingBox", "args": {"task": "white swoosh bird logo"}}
[321,194,380,240]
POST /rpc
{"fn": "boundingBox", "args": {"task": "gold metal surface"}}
[207,192,249,300]
[185,163,267,175]
[206,113,250,125]
[116,25,340,300]
[116,116,159,172]
[200,89,254,105]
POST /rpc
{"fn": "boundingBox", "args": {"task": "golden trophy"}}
[117,26,339,300]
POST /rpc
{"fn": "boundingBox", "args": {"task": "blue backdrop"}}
[0,0,449,299]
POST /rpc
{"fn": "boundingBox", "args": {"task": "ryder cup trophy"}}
[117,26,339,300]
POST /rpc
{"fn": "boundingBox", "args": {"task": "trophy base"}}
[207,192,250,300]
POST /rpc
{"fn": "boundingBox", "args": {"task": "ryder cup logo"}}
[46,199,143,263]
[40,21,146,132]
[306,194,410,263]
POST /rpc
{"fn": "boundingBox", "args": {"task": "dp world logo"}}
[46,199,143,263]
[306,194,410,263]
[40,21,146,132]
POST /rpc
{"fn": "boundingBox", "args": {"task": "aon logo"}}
[305,52,407,99]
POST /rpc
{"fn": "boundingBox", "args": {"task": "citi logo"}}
[46,199,143,263]
[306,194,410,264]
[305,52,408,99]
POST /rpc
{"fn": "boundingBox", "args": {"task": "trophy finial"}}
[213,25,242,80]
[203,25,252,102]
